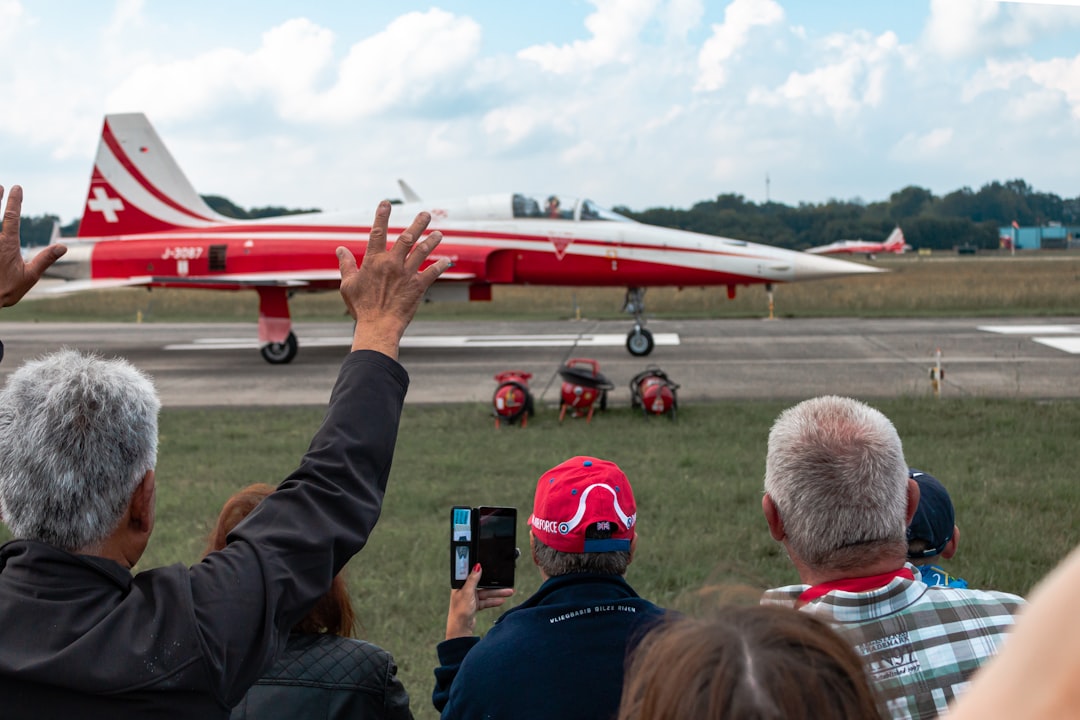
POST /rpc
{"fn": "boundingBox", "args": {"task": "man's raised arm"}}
[188,201,448,707]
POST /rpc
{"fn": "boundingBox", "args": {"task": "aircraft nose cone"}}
[792,252,884,281]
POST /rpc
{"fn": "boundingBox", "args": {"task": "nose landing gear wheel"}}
[626,327,654,356]
[261,331,298,364]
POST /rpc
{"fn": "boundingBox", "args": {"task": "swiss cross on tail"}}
[550,234,574,260]
[87,185,125,223]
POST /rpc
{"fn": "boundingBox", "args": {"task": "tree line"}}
[614,179,1080,251]
[17,179,1079,252]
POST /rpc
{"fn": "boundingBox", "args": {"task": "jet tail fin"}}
[78,113,229,238]
[397,179,422,203]
[884,226,907,253]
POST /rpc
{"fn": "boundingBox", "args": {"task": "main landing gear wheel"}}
[626,327,655,357]
[261,331,298,364]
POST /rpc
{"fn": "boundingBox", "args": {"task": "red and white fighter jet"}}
[806,226,910,259]
[44,113,880,363]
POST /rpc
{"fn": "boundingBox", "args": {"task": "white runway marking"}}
[978,325,1080,355]
[1034,337,1080,354]
[979,325,1080,335]
[165,333,681,352]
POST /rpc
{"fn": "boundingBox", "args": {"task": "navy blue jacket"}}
[433,572,665,720]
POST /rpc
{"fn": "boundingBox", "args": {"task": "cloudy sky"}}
[2,0,1079,222]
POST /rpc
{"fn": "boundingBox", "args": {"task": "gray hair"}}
[763,396,908,572]
[533,536,631,577]
[0,349,160,551]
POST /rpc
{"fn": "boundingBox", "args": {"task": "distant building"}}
[999,223,1080,250]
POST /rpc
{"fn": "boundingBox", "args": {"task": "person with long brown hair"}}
[617,605,886,720]
[205,484,413,720]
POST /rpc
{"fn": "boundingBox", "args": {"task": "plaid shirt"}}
[762,563,1024,719]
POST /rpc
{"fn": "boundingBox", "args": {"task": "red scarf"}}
[798,568,914,606]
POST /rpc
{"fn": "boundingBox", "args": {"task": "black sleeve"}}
[186,350,409,707]
[383,654,415,720]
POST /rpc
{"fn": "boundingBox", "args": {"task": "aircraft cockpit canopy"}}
[512,193,632,222]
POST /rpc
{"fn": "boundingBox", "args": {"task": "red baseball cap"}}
[528,456,637,553]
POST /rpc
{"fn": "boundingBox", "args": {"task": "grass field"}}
[7,252,1080,323]
[4,399,1074,718]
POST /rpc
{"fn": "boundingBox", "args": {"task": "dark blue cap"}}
[906,469,955,559]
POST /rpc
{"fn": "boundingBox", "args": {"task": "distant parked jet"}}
[806,227,910,259]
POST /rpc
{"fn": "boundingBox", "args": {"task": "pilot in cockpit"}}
[546,195,561,218]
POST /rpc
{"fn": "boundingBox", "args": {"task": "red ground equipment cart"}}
[557,358,614,423]
[629,366,679,420]
[492,370,534,428]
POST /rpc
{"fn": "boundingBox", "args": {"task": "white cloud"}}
[1028,55,1080,117]
[482,105,543,147]
[922,0,1002,59]
[107,10,482,124]
[641,104,686,132]
[307,10,482,122]
[561,139,601,163]
[425,124,467,161]
[748,30,900,119]
[0,1,25,43]
[661,0,705,39]
[104,0,145,40]
[891,127,954,161]
[1004,88,1068,120]
[962,58,1029,101]
[694,0,784,91]
[923,0,1080,58]
[964,54,1080,118]
[518,0,661,74]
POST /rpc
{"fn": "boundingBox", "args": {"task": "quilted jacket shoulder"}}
[230,633,413,719]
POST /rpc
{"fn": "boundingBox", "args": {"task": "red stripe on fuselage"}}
[86,236,770,290]
[87,222,773,266]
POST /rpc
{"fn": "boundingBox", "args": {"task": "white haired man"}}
[760,395,1024,719]
[0,201,447,718]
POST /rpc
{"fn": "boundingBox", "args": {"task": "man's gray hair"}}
[0,349,160,551]
[764,395,909,572]
[533,536,631,577]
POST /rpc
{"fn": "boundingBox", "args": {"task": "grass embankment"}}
[4,399,1073,718]
[7,253,1080,323]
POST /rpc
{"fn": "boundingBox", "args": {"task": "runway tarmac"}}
[1,317,1077,407]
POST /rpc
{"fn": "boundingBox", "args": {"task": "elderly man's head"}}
[763,396,911,573]
[0,349,160,554]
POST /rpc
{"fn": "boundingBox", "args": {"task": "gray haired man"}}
[0,201,447,718]
[760,395,1024,719]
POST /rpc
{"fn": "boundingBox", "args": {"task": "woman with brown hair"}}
[618,605,885,720]
[205,484,413,720]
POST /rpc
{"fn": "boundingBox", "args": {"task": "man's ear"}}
[941,525,959,560]
[628,533,637,565]
[905,478,921,525]
[128,470,156,535]
[529,531,539,567]
[763,494,785,541]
